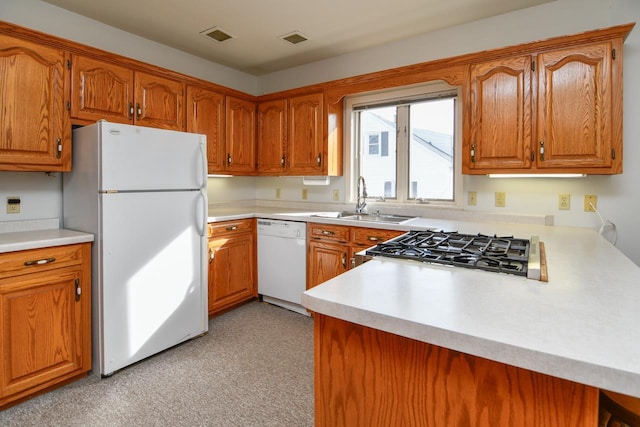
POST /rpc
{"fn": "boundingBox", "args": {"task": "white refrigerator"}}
[63,121,208,377]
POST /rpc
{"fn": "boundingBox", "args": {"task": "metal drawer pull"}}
[24,257,56,266]
[225,225,238,231]
[321,230,335,235]
[367,236,380,241]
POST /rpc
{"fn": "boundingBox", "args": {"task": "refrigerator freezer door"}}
[98,190,208,376]
[97,122,207,192]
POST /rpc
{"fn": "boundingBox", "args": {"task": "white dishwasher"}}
[257,219,308,315]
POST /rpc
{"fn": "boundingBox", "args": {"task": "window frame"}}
[344,81,463,209]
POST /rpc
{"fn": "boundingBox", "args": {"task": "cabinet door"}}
[134,71,185,130]
[257,98,288,174]
[208,232,256,315]
[0,270,85,399]
[307,241,349,289]
[71,55,134,124]
[0,35,70,171]
[467,55,532,171]
[536,42,615,170]
[225,96,256,174]
[187,86,225,173]
[288,93,324,174]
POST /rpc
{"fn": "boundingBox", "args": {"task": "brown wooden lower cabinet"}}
[207,219,257,315]
[314,314,599,427]
[0,243,92,409]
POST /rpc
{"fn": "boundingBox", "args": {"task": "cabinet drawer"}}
[308,223,350,243]
[208,218,255,237]
[0,244,85,280]
[351,227,405,248]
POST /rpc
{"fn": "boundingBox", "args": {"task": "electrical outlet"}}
[558,194,570,210]
[302,189,308,200]
[584,194,597,212]
[275,188,281,199]
[468,191,477,206]
[7,197,20,214]
[333,189,340,202]
[495,192,506,208]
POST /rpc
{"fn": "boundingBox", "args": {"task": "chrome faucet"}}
[355,176,368,213]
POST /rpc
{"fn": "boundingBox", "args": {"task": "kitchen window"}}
[346,82,462,206]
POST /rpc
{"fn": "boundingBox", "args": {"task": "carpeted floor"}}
[0,301,314,426]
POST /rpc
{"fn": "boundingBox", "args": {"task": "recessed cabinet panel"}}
[469,55,532,170]
[536,42,613,169]
[0,34,70,171]
[71,55,134,124]
[134,72,185,130]
[289,93,324,175]
[225,96,256,174]
[187,86,225,173]
[257,99,288,174]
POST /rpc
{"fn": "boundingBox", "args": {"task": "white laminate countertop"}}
[300,217,640,398]
[0,228,94,253]
[209,206,640,398]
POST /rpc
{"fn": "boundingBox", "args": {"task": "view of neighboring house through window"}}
[353,87,458,204]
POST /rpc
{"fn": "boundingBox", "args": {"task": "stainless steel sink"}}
[311,211,416,224]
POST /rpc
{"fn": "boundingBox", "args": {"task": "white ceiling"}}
[43,0,554,76]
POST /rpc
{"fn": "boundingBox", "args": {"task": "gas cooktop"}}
[365,230,540,279]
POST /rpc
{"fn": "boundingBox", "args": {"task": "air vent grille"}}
[200,27,234,43]
[280,32,308,45]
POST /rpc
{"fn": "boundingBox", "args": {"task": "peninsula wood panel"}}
[314,314,599,427]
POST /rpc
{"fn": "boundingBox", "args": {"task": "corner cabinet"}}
[0,34,71,172]
[186,85,226,174]
[207,219,257,315]
[464,26,632,175]
[257,92,343,176]
[225,96,256,174]
[0,243,92,409]
[307,223,403,289]
[71,54,185,130]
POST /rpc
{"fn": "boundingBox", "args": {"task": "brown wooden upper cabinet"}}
[257,98,288,174]
[186,85,225,174]
[465,37,624,175]
[257,92,343,176]
[0,34,71,172]
[225,96,256,174]
[71,55,185,131]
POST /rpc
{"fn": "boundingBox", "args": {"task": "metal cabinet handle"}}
[209,248,215,263]
[367,236,380,241]
[56,138,62,159]
[471,143,476,163]
[539,141,545,161]
[281,156,285,166]
[227,153,232,165]
[136,103,142,120]
[24,257,56,266]
[317,153,322,166]
[75,278,81,302]
[321,230,335,236]
[341,252,347,268]
[225,225,238,231]
[128,102,134,120]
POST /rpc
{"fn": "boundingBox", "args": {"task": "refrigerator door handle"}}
[199,140,207,189]
[199,188,208,237]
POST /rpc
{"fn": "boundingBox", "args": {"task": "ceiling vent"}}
[200,27,235,43]
[279,31,309,45]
